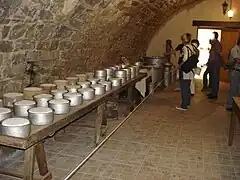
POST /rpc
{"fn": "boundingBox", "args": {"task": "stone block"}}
[0,41,13,52]
[59,41,72,50]
[39,10,53,20]
[1,26,10,39]
[14,39,35,51]
[9,24,27,40]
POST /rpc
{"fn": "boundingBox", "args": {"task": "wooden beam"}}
[192,20,240,29]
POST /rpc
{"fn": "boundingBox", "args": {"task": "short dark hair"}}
[213,32,219,39]
[237,37,240,45]
[182,33,192,43]
[191,39,200,47]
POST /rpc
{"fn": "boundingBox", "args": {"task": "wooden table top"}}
[0,73,147,149]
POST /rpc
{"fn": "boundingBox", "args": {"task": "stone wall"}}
[0,0,203,95]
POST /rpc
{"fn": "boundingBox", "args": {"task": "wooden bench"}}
[0,73,146,180]
[228,97,240,146]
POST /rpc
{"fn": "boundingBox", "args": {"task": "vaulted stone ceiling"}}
[0,0,203,87]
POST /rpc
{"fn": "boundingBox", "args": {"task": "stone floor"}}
[1,81,240,180]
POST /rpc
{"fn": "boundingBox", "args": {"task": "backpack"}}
[181,45,199,73]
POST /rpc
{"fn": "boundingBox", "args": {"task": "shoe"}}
[176,107,187,111]
[208,95,218,99]
[191,94,194,97]
[226,108,232,112]
[201,88,207,92]
[207,93,212,97]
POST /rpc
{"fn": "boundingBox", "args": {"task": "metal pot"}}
[95,69,107,78]
[65,85,81,93]
[78,88,95,100]
[115,70,127,78]
[135,61,142,67]
[51,90,68,99]
[48,99,70,115]
[40,84,57,94]
[105,68,114,77]
[2,117,31,138]
[110,78,122,87]
[23,87,43,100]
[0,108,12,122]
[14,100,36,117]
[121,64,128,68]
[88,78,99,85]
[54,80,68,90]
[3,93,24,108]
[122,68,131,80]
[77,81,91,88]
[129,66,137,79]
[134,65,140,75]
[91,84,106,96]
[100,81,112,92]
[110,66,117,71]
[66,77,78,85]
[86,72,94,79]
[28,107,54,125]
[115,65,121,70]
[34,94,53,107]
[63,92,83,106]
[141,56,165,68]
[76,74,88,82]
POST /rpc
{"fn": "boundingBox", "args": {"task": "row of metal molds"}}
[0,63,141,138]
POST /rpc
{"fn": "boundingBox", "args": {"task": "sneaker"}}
[176,107,187,111]
[174,88,181,92]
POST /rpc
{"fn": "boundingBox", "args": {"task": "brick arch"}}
[0,0,204,82]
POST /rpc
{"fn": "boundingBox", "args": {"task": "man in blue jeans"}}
[226,38,240,111]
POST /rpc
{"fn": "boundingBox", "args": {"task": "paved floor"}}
[1,81,240,180]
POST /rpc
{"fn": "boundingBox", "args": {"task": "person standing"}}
[190,39,200,96]
[226,38,240,111]
[207,32,222,99]
[202,61,212,91]
[176,33,195,111]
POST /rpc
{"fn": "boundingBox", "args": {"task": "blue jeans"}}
[203,67,212,89]
[210,67,220,97]
[227,70,240,108]
[180,78,191,109]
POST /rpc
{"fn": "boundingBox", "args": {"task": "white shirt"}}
[181,44,197,80]
[229,45,240,70]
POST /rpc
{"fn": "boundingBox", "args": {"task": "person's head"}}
[237,37,240,47]
[182,33,192,44]
[213,32,219,40]
[191,39,200,47]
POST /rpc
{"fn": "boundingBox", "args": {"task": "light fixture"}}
[222,1,228,15]
[227,9,234,19]
[222,0,234,19]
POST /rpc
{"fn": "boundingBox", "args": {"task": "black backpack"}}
[181,45,199,73]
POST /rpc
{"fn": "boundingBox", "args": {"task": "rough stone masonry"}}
[0,0,203,96]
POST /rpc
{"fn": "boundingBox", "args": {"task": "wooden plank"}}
[228,98,240,146]
[0,73,147,149]
[24,145,35,180]
[192,20,240,28]
[127,86,134,112]
[95,103,106,145]
[35,143,50,176]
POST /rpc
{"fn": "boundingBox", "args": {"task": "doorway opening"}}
[195,29,222,80]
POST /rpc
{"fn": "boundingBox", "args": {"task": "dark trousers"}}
[180,79,191,109]
[210,67,220,97]
[203,67,212,89]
